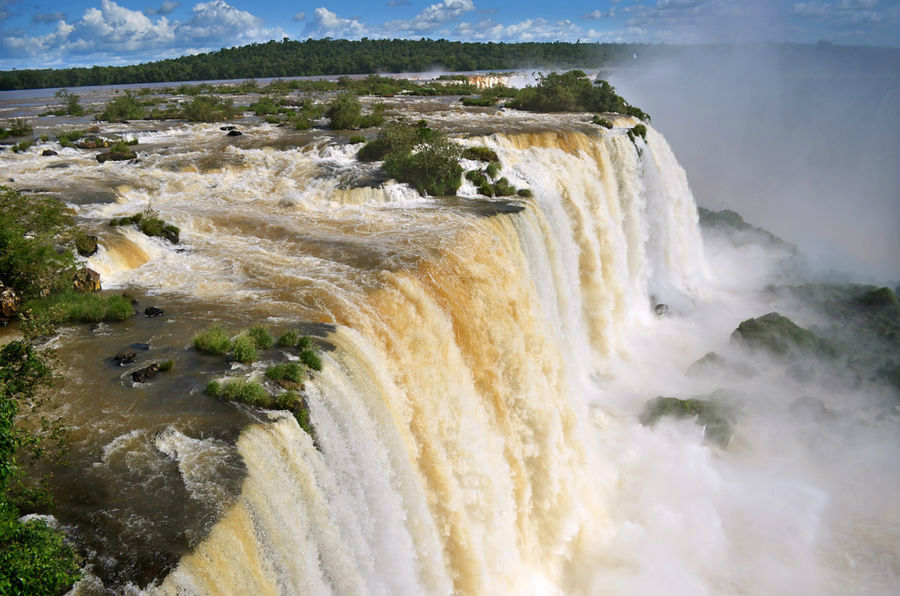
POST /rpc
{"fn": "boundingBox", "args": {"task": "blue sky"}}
[1,0,898,69]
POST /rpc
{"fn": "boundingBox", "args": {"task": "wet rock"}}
[144,306,165,318]
[96,147,137,163]
[654,303,669,317]
[41,149,58,157]
[73,268,101,293]
[131,342,151,351]
[731,312,837,359]
[0,283,20,317]
[226,130,242,137]
[75,233,99,257]
[220,125,236,131]
[115,348,137,365]
[0,320,8,328]
[131,363,159,383]
[640,396,733,448]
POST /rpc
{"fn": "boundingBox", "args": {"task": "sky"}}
[0,0,898,69]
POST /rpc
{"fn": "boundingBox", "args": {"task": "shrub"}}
[249,97,278,116]
[55,89,83,116]
[247,325,274,349]
[299,349,323,372]
[21,292,134,337]
[56,130,85,148]
[11,141,32,154]
[348,135,366,144]
[326,92,362,130]
[230,335,258,364]
[98,93,144,122]
[194,325,232,355]
[492,177,516,197]
[592,115,613,128]
[297,335,312,350]
[627,105,651,123]
[277,330,299,348]
[266,362,303,383]
[220,379,267,405]
[462,146,499,162]
[627,124,648,143]
[466,169,487,186]
[8,119,32,136]
[158,360,174,372]
[357,138,392,162]
[461,97,495,107]
[485,162,501,179]
[517,188,534,198]
[383,135,463,196]
[0,187,75,299]
[275,389,301,410]
[205,380,222,396]
[182,96,236,122]
[74,232,97,256]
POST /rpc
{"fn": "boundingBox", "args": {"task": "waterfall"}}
[143,124,710,595]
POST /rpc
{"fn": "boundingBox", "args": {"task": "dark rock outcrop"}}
[144,306,164,318]
[226,130,242,137]
[115,348,137,365]
[731,312,837,358]
[131,363,159,383]
[41,149,58,156]
[640,396,733,448]
[96,147,137,163]
[73,268,101,293]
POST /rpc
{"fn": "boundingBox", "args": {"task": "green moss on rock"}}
[640,396,733,448]
[731,312,837,358]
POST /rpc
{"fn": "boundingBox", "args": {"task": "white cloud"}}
[387,0,475,34]
[31,11,67,24]
[180,0,272,41]
[145,1,180,16]
[794,0,885,24]
[303,7,367,37]
[582,9,615,21]
[454,16,582,41]
[293,11,306,22]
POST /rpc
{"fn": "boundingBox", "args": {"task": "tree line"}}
[0,38,651,91]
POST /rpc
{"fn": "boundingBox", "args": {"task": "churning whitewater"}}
[5,105,895,595]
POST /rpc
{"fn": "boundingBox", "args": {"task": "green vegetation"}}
[43,89,83,117]
[509,70,649,121]
[22,291,134,333]
[299,349,323,372]
[732,312,837,358]
[626,124,647,143]
[249,96,278,116]
[0,39,665,91]
[517,188,533,198]
[348,135,366,144]
[11,140,33,154]
[0,341,81,593]
[55,129,86,148]
[462,146,499,162]
[182,96,236,122]
[277,330,300,348]
[592,115,613,128]
[265,362,303,384]
[96,140,137,163]
[109,208,179,243]
[158,360,174,372]
[0,187,75,300]
[230,335,258,364]
[0,119,33,138]
[193,325,232,355]
[697,207,794,250]
[247,325,274,350]
[74,232,97,257]
[640,396,732,448]
[326,93,385,130]
[461,97,495,107]
[206,378,268,405]
[98,92,144,122]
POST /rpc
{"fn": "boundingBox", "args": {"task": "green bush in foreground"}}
[230,335,258,364]
[462,146,499,162]
[266,362,303,384]
[219,379,267,405]
[299,349,323,372]
[194,325,232,355]
[327,92,362,130]
[247,325,274,350]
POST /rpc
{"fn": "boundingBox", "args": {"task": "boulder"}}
[0,284,20,317]
[220,126,236,131]
[96,147,137,163]
[75,233,99,257]
[654,303,669,317]
[41,149,58,157]
[73,268,101,293]
[226,130,242,137]
[144,306,164,318]
[731,312,836,358]
[131,363,159,383]
[115,348,137,365]
[640,396,733,448]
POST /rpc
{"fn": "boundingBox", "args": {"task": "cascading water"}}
[2,104,896,595]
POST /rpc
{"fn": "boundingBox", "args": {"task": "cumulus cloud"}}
[387,0,475,34]
[31,11,67,24]
[0,0,282,67]
[145,1,180,15]
[582,9,615,20]
[454,16,582,41]
[303,7,367,38]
